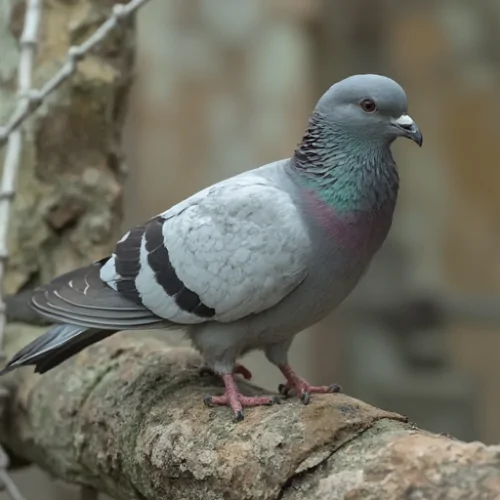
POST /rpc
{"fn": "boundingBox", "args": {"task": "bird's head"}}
[315,74,423,148]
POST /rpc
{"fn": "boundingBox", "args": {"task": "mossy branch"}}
[0,324,499,500]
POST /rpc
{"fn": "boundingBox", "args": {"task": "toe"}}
[205,394,229,406]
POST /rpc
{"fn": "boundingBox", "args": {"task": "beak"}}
[392,114,423,147]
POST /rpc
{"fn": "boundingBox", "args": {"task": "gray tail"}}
[0,324,118,375]
[1,258,170,375]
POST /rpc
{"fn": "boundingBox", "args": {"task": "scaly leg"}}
[278,363,341,404]
[204,373,280,421]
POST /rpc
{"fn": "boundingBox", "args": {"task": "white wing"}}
[100,172,311,324]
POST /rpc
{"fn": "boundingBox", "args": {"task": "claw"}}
[203,395,214,407]
[300,391,311,405]
[235,410,245,422]
[278,383,290,397]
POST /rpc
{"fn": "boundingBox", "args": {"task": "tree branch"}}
[0,324,499,500]
[0,0,152,148]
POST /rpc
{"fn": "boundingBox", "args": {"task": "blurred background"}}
[4,0,500,497]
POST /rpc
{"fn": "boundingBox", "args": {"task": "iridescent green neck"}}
[291,113,399,213]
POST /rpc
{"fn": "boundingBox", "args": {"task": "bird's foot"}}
[278,364,341,405]
[204,373,280,421]
[199,363,253,380]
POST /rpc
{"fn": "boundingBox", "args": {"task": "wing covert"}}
[100,175,310,324]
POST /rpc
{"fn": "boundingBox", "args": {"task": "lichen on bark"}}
[1,324,500,500]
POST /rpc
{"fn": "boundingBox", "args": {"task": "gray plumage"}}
[1,74,422,419]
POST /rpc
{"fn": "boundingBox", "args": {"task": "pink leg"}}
[199,363,253,380]
[278,364,341,405]
[204,373,280,421]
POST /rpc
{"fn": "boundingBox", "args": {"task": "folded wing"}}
[31,174,311,329]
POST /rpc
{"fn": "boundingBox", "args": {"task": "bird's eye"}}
[360,99,377,113]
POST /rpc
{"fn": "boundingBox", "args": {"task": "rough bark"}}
[0,0,133,295]
[0,324,499,500]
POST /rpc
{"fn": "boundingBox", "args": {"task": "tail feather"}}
[0,324,117,375]
[1,258,173,375]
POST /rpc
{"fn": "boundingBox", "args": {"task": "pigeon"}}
[1,74,422,421]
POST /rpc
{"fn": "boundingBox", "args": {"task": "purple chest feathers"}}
[303,191,395,254]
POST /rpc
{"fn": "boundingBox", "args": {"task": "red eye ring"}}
[360,99,377,113]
